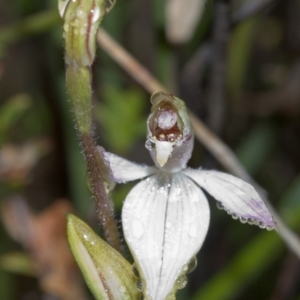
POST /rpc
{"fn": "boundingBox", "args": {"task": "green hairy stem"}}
[60,0,121,252]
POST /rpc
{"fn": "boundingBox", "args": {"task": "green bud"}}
[67,214,140,300]
[59,0,116,67]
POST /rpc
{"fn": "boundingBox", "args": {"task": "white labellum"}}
[155,140,174,167]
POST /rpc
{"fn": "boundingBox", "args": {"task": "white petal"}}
[122,173,210,300]
[103,152,157,183]
[184,168,276,230]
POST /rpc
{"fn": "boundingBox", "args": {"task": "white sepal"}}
[122,173,210,300]
[103,152,157,183]
[184,168,276,230]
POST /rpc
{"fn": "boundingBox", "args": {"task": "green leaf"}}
[227,17,259,100]
[97,86,146,154]
[67,214,140,300]
[0,94,31,145]
[0,252,35,277]
[235,123,276,175]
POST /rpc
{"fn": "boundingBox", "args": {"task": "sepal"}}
[103,151,157,183]
[184,169,277,230]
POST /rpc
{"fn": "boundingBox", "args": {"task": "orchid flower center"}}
[154,104,182,143]
[146,92,193,172]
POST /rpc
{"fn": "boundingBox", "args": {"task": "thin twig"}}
[97,28,300,259]
[98,29,166,94]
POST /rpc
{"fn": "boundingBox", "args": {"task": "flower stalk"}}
[59,0,121,252]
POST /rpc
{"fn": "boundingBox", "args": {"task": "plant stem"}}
[61,0,121,252]
[80,133,120,250]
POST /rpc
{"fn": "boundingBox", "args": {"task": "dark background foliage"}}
[0,0,300,299]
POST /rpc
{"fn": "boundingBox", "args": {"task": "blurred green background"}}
[0,0,300,299]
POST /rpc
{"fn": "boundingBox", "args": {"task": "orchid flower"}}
[103,91,276,300]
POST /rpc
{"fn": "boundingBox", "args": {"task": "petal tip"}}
[216,200,277,231]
